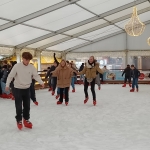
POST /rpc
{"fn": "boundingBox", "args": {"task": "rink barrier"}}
[35,70,150,90]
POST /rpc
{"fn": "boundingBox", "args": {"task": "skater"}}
[1,64,12,99]
[30,77,38,105]
[95,60,101,90]
[5,52,44,130]
[130,65,140,92]
[10,61,17,100]
[122,65,131,87]
[79,63,84,84]
[69,63,77,92]
[78,56,103,106]
[52,60,74,106]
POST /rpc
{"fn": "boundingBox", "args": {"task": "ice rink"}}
[0,84,150,150]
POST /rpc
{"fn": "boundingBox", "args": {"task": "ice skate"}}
[55,95,60,99]
[93,100,96,106]
[23,119,33,129]
[84,97,89,104]
[48,87,52,91]
[34,101,38,106]
[130,88,134,92]
[122,84,126,87]
[57,101,63,105]
[17,121,23,130]
[72,89,75,93]
[51,91,55,95]
[129,84,131,87]
[136,88,139,92]
[65,102,68,106]
[98,86,101,90]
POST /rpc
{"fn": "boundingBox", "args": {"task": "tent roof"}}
[0,0,150,52]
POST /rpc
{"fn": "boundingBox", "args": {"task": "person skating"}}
[79,63,84,84]
[78,56,103,106]
[95,60,101,90]
[52,60,74,106]
[1,64,12,99]
[130,65,140,92]
[5,52,44,130]
[122,65,131,87]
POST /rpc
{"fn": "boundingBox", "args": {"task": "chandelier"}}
[125,6,145,36]
[147,37,150,46]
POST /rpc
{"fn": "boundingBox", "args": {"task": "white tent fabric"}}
[0,0,150,52]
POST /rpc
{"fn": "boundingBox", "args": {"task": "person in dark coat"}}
[79,63,84,83]
[45,53,59,95]
[122,65,131,87]
[130,65,140,92]
[1,64,12,98]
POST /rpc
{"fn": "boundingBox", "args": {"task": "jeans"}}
[1,80,10,95]
[71,77,75,89]
[124,76,131,83]
[14,88,30,122]
[132,78,138,89]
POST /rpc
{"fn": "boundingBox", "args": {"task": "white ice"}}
[0,84,150,150]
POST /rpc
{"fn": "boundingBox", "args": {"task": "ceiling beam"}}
[66,20,150,53]
[75,3,125,31]
[0,0,80,31]
[16,0,147,48]
[38,6,150,50]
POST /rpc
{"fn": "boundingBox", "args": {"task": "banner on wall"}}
[103,71,150,81]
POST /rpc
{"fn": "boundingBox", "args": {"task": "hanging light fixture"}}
[125,6,145,36]
[147,37,150,46]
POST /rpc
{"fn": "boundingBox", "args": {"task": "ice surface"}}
[0,84,150,150]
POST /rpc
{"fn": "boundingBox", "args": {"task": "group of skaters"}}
[45,53,108,105]
[0,51,141,130]
[122,64,140,92]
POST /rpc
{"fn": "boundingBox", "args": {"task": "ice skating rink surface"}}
[0,84,150,150]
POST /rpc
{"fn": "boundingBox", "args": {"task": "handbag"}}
[87,78,93,83]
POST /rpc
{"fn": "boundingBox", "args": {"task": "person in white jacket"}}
[5,52,44,130]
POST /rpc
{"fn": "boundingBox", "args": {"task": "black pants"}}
[14,88,30,122]
[48,77,51,88]
[59,87,69,103]
[30,79,36,102]
[124,76,131,83]
[84,78,96,100]
[100,73,103,82]
[52,77,57,92]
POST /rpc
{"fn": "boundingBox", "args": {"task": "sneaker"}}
[84,97,89,104]
[93,100,96,106]
[57,101,63,105]
[23,119,33,129]
[17,121,23,130]
[34,101,38,106]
